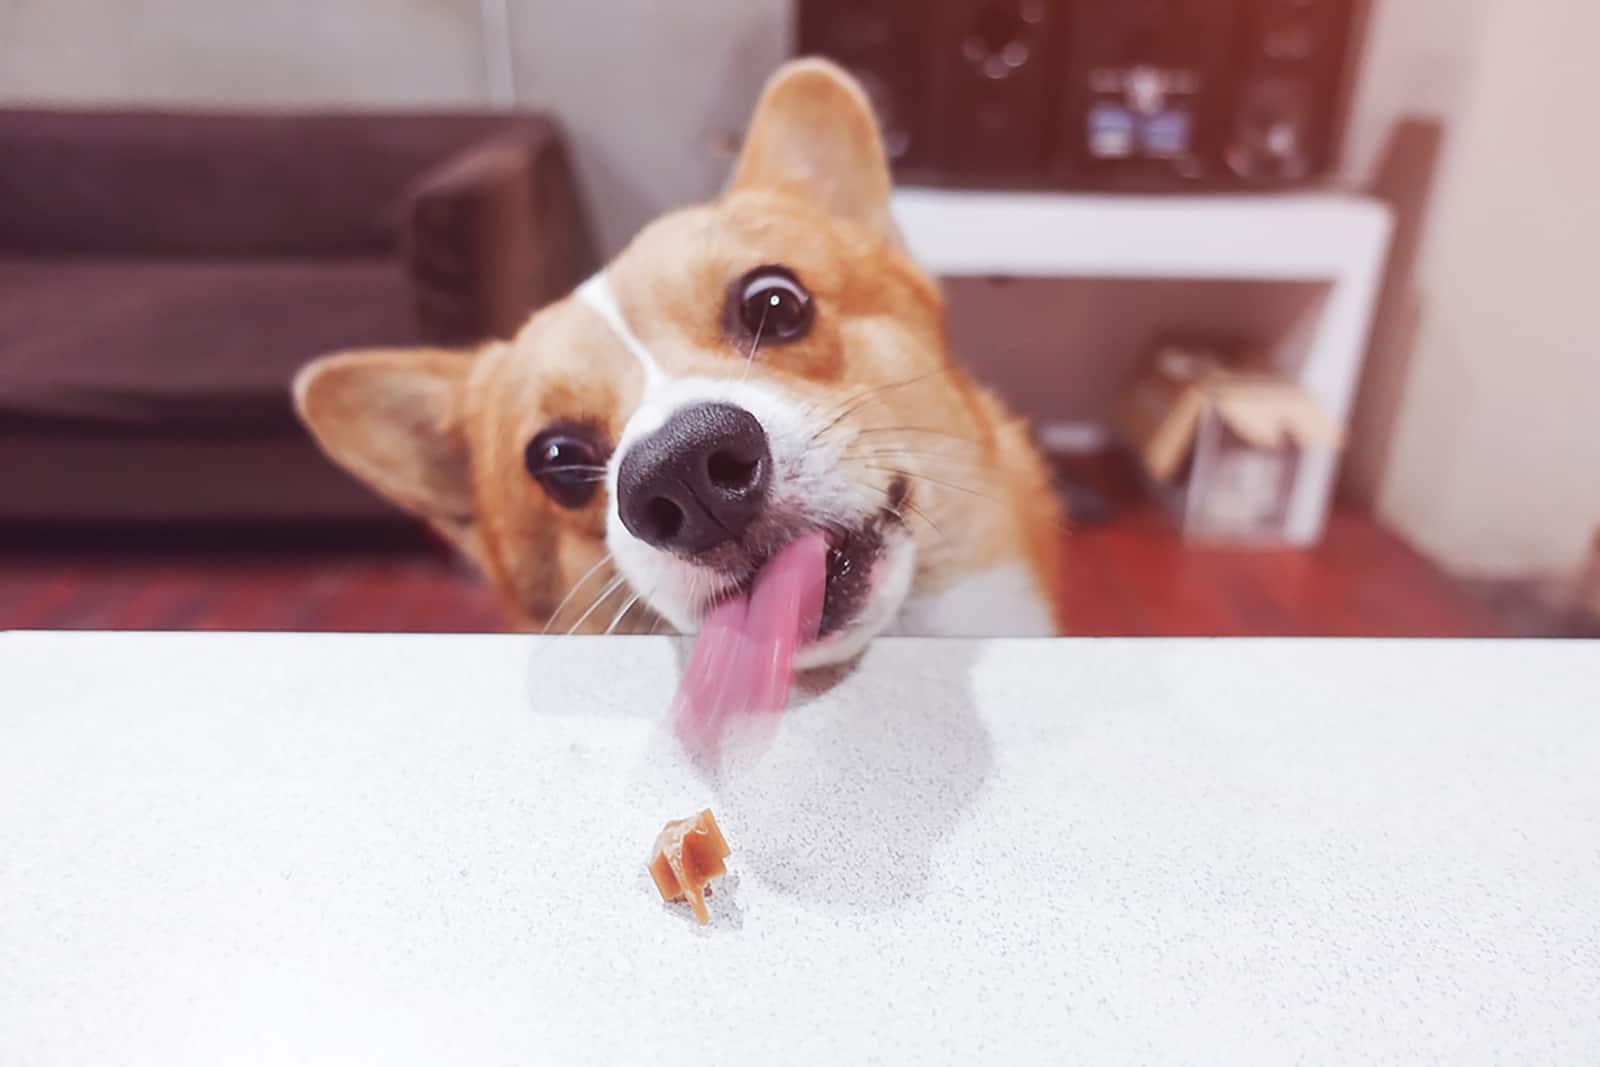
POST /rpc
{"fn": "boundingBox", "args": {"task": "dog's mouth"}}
[707,479,908,646]
[714,508,891,642]
[668,500,909,755]
[817,522,885,638]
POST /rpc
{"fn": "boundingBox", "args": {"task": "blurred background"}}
[1,0,1595,638]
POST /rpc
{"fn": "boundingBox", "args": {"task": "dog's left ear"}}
[728,58,898,242]
[292,347,481,554]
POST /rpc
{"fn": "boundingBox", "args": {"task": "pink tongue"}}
[670,532,828,757]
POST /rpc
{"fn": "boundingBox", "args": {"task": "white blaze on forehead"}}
[576,271,665,389]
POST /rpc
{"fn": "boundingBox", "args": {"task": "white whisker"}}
[861,463,996,502]
[850,423,981,440]
[541,552,614,634]
[903,499,947,539]
[604,590,645,636]
[810,367,959,439]
[563,572,630,636]
[741,299,771,381]
[844,446,997,471]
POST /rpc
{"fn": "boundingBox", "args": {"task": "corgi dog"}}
[295,59,1064,677]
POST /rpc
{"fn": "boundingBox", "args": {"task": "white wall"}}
[1337,0,1488,185]
[500,1,787,255]
[0,0,787,255]
[1365,0,1600,577]
[0,0,491,107]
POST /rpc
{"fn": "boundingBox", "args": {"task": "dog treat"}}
[648,809,731,924]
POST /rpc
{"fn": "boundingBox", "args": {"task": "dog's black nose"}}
[616,401,771,555]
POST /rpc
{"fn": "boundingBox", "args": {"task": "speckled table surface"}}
[2,632,1597,1065]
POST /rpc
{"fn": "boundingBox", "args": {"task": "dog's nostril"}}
[706,449,760,493]
[644,497,685,542]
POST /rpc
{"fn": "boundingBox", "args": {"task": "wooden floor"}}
[0,501,1507,638]
[1060,505,1504,636]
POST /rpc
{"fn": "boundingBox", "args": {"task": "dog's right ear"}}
[293,348,478,538]
[729,58,899,242]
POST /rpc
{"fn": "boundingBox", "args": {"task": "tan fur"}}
[294,58,1064,637]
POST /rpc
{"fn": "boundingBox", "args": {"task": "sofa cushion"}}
[0,257,419,433]
[0,426,405,525]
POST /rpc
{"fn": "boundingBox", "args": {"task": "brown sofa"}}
[0,109,596,527]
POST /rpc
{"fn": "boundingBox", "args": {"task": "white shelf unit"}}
[890,188,1394,546]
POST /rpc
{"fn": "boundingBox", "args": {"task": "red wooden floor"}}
[1060,505,1504,636]
[0,504,1505,637]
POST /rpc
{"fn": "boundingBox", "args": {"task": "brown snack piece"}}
[647,809,731,924]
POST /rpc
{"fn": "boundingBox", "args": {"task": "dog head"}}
[296,59,1060,666]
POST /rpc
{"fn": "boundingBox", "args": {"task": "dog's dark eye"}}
[523,424,609,509]
[730,265,814,344]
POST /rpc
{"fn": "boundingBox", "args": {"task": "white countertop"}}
[2,632,1597,1065]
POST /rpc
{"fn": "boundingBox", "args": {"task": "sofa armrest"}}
[400,132,598,347]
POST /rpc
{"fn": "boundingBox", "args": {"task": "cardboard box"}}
[1118,343,1342,543]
